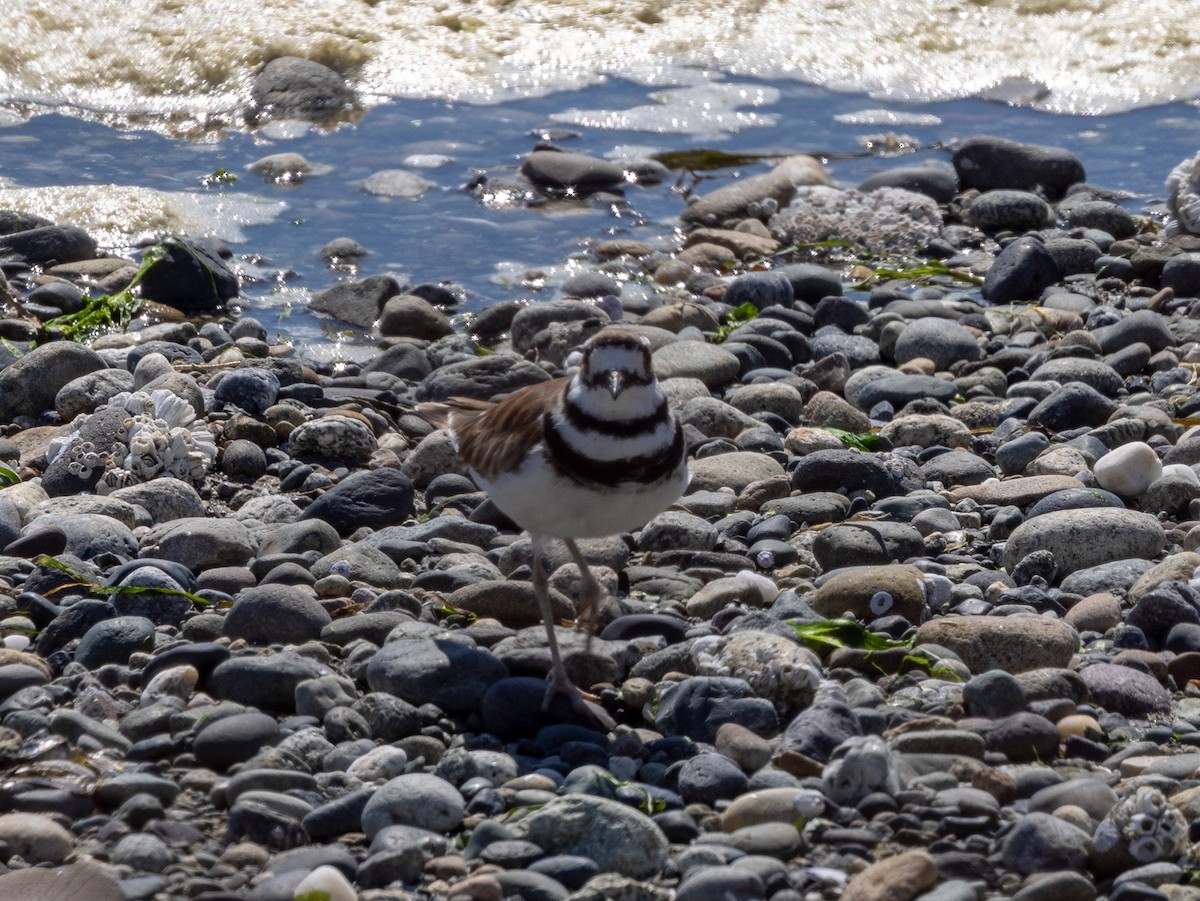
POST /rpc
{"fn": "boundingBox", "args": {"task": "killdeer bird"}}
[420,328,690,724]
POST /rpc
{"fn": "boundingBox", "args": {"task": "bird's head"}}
[578,330,655,400]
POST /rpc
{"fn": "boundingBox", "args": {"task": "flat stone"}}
[942,475,1085,507]
[914,616,1076,674]
[509,795,668,880]
[841,849,937,901]
[1002,507,1165,578]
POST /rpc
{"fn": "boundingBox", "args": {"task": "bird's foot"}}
[543,663,615,731]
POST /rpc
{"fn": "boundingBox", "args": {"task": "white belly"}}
[474,450,690,539]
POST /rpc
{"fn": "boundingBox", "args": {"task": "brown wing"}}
[417,378,568,480]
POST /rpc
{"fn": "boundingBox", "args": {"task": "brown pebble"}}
[447,873,503,901]
[1111,648,1168,683]
[715,722,774,773]
[1168,652,1200,687]
[841,849,937,901]
[971,766,1018,805]
[425,855,469,881]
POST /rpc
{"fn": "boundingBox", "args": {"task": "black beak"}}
[607,371,624,398]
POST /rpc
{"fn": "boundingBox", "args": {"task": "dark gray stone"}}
[858,162,957,203]
[214,366,280,416]
[655,676,779,744]
[1027,382,1118,433]
[366,638,508,713]
[777,699,862,764]
[250,55,355,122]
[677,753,750,806]
[521,151,627,194]
[778,263,842,302]
[137,238,239,312]
[0,225,97,266]
[193,712,282,771]
[967,190,1053,233]
[981,236,1060,303]
[75,615,155,669]
[1161,252,1200,296]
[963,670,1026,719]
[222,583,333,645]
[893,317,981,369]
[953,136,1085,200]
[415,353,553,402]
[723,271,794,309]
[1079,662,1171,716]
[0,341,108,424]
[300,468,416,533]
[205,652,331,713]
[309,274,403,327]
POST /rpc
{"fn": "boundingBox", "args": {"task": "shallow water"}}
[1,74,1199,357]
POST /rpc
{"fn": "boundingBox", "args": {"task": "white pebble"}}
[1161,463,1200,485]
[3,634,31,651]
[1093,441,1162,497]
[293,864,357,901]
[736,569,780,605]
[347,745,409,782]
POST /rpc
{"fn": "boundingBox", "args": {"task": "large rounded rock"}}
[140,518,257,571]
[1000,812,1091,876]
[967,190,1054,233]
[222,583,332,646]
[914,616,1077,674]
[812,522,924,571]
[137,238,239,311]
[521,150,627,194]
[360,773,465,838]
[842,850,937,901]
[1002,508,1165,579]
[75,616,156,669]
[1078,662,1171,716]
[790,448,906,497]
[193,711,282,771]
[652,341,741,388]
[509,795,668,879]
[981,237,1060,304]
[0,862,121,901]
[689,451,785,494]
[893,317,981,370]
[300,467,415,534]
[250,55,355,123]
[366,638,508,713]
[0,813,75,865]
[1092,442,1163,497]
[952,136,1085,200]
[0,342,107,423]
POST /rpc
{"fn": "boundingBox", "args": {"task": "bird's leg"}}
[531,536,614,730]
[562,538,603,649]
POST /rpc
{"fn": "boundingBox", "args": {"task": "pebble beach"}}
[3,19,1200,901]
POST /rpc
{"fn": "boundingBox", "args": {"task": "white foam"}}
[0,183,286,248]
[0,0,1197,136]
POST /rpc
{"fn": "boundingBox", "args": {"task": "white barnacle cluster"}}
[48,390,216,493]
[769,185,943,253]
[1093,785,1187,864]
[101,390,217,490]
[51,438,119,482]
[1165,151,1200,237]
